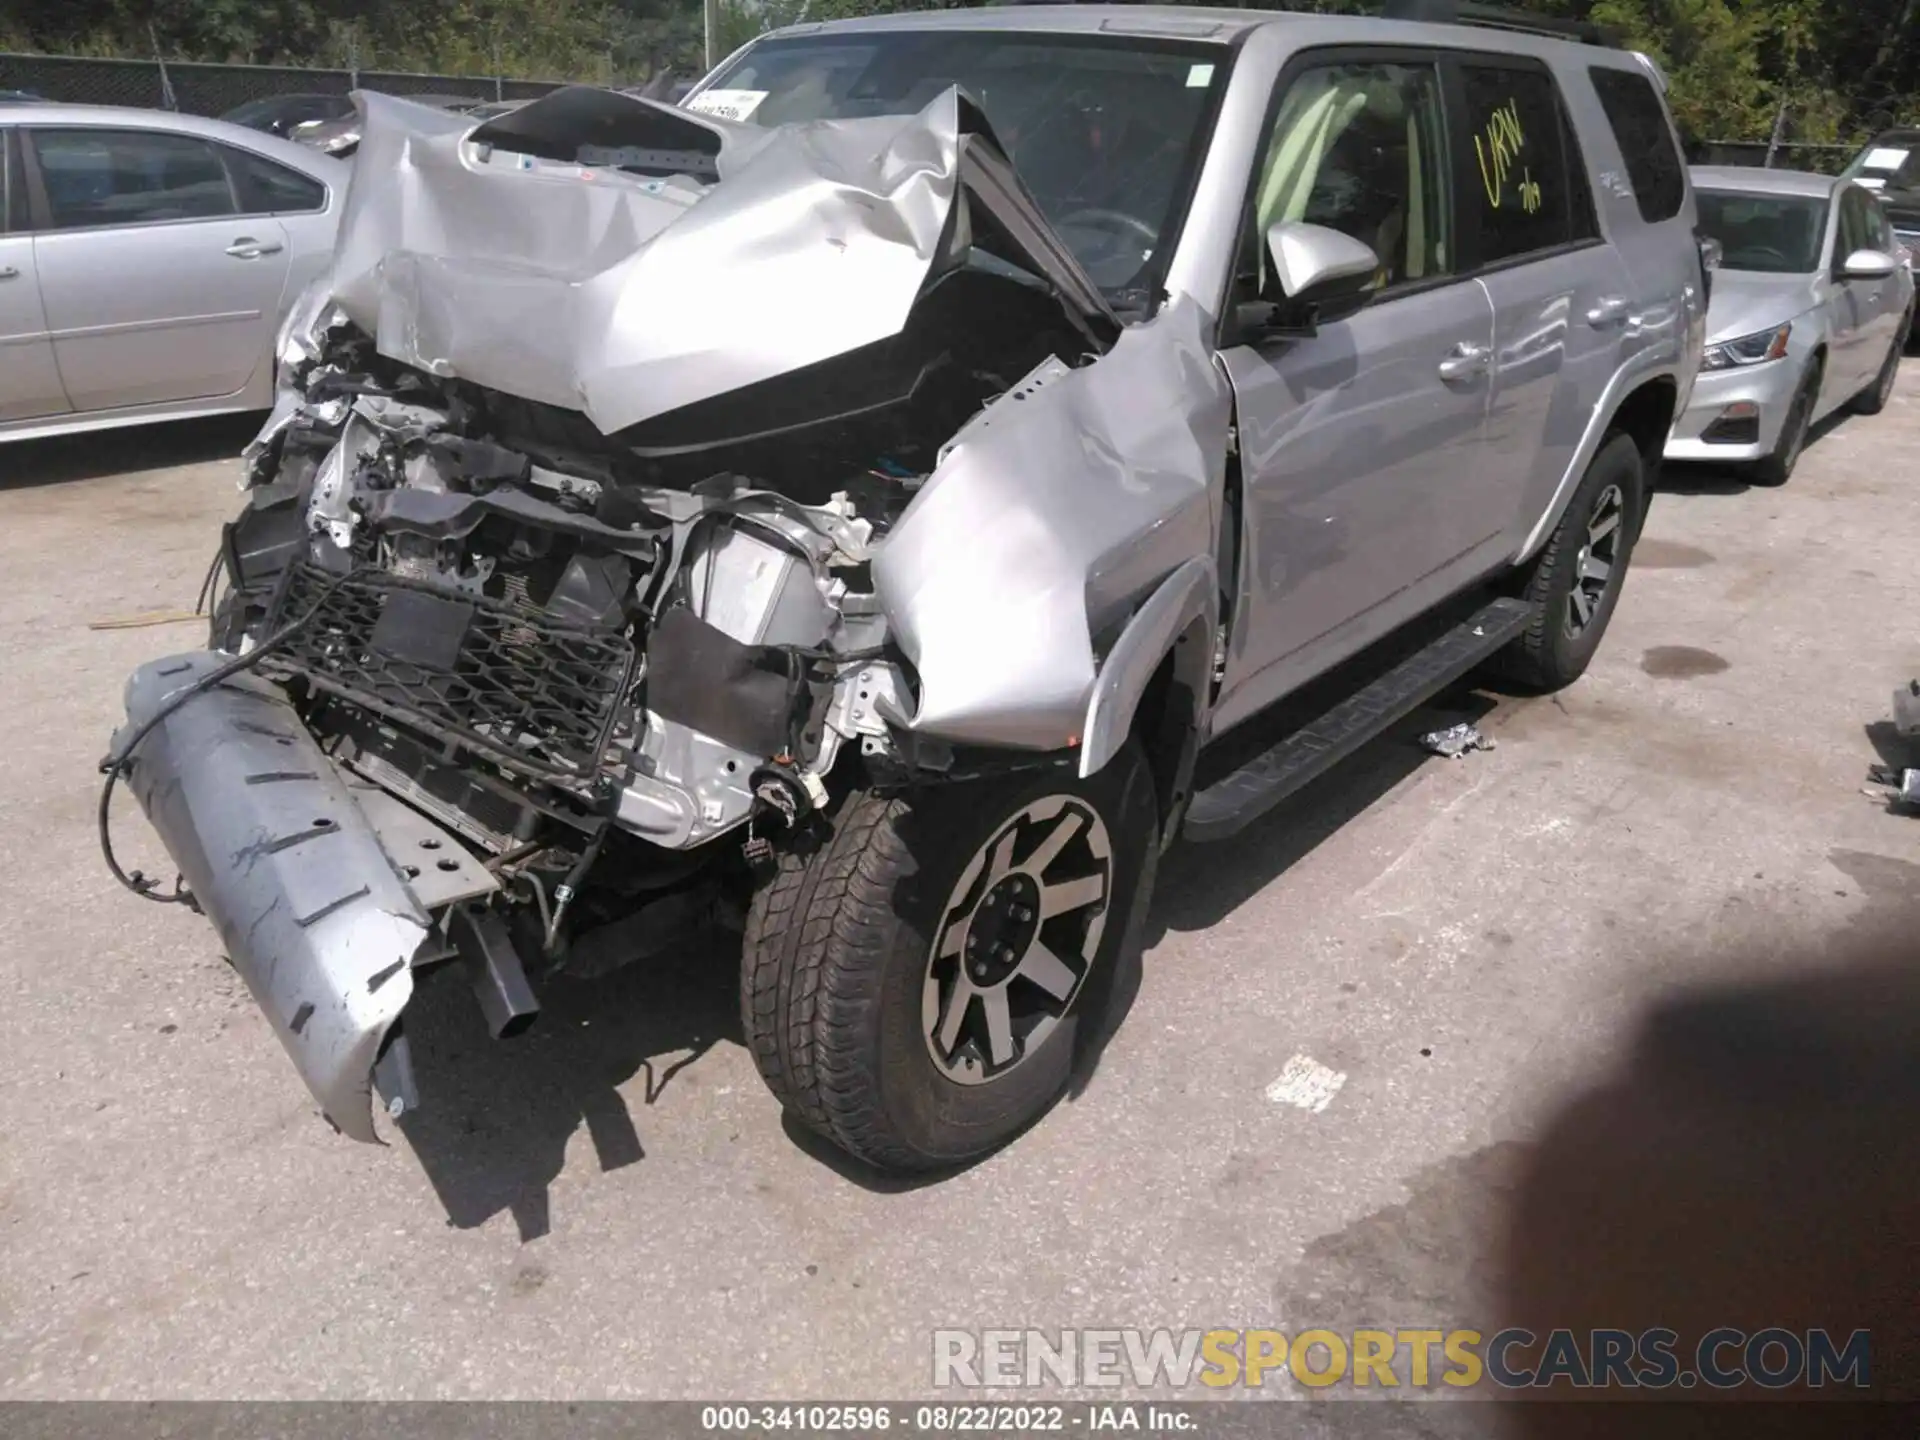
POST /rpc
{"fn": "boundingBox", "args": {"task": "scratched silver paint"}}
[115,654,436,1142]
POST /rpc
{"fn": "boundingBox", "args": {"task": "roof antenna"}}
[1382,0,1458,20]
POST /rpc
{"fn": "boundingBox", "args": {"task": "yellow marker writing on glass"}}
[1476,100,1526,207]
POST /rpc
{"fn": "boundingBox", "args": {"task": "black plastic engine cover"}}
[645,605,803,758]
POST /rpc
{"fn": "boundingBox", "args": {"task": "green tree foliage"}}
[3,0,1917,139]
[1554,0,1917,140]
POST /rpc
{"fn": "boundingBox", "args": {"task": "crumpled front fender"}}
[873,296,1232,752]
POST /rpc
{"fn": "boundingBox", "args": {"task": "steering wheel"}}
[1737,245,1794,269]
[1055,207,1159,251]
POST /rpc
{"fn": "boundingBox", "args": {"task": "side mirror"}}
[1233,222,1380,342]
[1268,219,1381,300]
[1840,247,1900,280]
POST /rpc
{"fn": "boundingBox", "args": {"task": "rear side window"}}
[222,145,326,214]
[1588,66,1684,222]
[32,128,236,230]
[1459,62,1592,263]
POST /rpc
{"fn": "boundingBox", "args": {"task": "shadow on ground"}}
[1657,411,1853,497]
[397,932,741,1241]
[1264,844,1920,1414]
[389,684,1505,1222]
[1149,688,1499,940]
[2,414,259,490]
[1501,927,1920,1412]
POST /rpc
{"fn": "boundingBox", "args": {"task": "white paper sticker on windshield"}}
[1859,176,1888,189]
[684,88,767,122]
[1865,146,1909,171]
[1186,62,1215,88]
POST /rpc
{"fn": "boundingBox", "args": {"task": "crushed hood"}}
[316,84,1118,437]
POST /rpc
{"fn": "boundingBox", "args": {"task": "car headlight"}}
[1703,322,1791,370]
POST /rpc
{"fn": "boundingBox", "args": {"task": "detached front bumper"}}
[1664,356,1806,463]
[116,653,496,1140]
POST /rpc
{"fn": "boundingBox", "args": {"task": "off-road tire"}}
[1493,431,1644,694]
[742,743,1158,1173]
[1851,320,1908,416]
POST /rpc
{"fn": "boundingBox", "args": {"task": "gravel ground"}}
[1,383,1916,1399]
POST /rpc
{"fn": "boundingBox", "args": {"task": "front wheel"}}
[1851,321,1907,416]
[1492,431,1644,694]
[742,744,1158,1172]
[1750,363,1819,487]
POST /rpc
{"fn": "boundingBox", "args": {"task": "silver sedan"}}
[0,105,347,444]
[1667,165,1914,484]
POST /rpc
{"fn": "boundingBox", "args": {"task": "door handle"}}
[1437,342,1491,382]
[224,237,284,259]
[1586,295,1631,328]
[0,265,17,281]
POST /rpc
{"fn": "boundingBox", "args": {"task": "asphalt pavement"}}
[2,386,1916,1399]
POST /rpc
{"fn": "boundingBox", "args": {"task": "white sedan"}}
[1667,166,1914,485]
[0,104,346,444]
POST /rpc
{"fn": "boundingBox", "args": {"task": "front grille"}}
[264,565,636,787]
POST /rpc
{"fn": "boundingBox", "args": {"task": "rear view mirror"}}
[1840,247,1901,280]
[1232,222,1380,343]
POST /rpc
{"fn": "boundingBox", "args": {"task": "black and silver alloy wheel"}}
[742,744,1157,1173]
[1566,483,1623,639]
[923,794,1113,1085]
[1494,429,1645,693]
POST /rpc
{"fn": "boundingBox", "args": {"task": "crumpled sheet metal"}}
[1420,721,1496,759]
[873,297,1232,751]
[116,654,431,1142]
[327,86,975,434]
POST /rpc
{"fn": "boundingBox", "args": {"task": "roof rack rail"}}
[1382,0,1624,48]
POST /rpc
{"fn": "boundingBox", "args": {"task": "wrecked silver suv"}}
[106,3,1702,1172]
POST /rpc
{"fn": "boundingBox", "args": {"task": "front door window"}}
[1242,60,1452,296]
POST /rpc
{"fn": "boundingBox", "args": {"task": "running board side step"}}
[1183,597,1533,843]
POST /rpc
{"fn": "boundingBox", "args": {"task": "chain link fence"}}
[0,53,583,117]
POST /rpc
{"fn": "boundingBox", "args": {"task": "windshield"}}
[1696,191,1828,273]
[695,30,1231,301]
[1844,135,1920,193]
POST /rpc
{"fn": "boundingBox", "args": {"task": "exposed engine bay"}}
[223,322,922,860]
[104,81,1226,1144]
